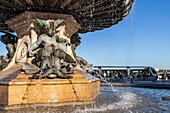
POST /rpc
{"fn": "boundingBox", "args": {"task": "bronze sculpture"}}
[0,32,17,70]
[71,33,93,70]
[23,19,76,79]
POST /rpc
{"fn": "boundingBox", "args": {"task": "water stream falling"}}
[33,79,41,113]
[125,0,136,66]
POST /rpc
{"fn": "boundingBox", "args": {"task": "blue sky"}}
[76,0,170,69]
[0,0,170,69]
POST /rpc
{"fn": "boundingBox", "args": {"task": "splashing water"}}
[2,86,170,113]
[73,92,138,113]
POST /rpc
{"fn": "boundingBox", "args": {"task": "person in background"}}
[164,71,168,81]
[162,72,165,82]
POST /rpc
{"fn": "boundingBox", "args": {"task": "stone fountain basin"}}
[0,66,100,107]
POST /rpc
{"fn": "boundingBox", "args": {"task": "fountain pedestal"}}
[0,12,100,107]
[0,67,100,106]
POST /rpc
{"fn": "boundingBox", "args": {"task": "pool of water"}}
[2,86,170,113]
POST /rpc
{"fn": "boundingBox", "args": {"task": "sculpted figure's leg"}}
[65,54,75,63]
[61,63,74,74]
[41,68,57,79]
[23,63,40,75]
[35,47,52,69]
[40,57,51,69]
[53,58,61,70]
[54,49,75,63]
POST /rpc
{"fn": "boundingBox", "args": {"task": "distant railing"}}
[88,66,160,82]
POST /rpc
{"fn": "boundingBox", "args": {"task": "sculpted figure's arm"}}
[29,35,44,56]
[53,35,69,44]
[59,38,69,44]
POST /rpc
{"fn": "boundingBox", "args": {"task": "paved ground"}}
[101,80,170,89]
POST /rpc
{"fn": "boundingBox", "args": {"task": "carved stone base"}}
[0,67,100,106]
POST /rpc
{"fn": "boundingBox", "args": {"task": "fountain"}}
[0,0,134,109]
